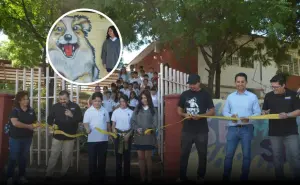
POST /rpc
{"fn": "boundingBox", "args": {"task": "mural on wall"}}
[48,15,99,83]
[47,11,119,83]
[187,99,300,180]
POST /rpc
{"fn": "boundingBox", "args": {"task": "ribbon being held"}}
[144,114,281,134]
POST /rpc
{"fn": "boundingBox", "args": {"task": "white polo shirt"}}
[83,106,110,142]
[103,99,114,113]
[111,107,133,131]
[120,88,131,98]
[151,94,158,108]
[129,98,138,107]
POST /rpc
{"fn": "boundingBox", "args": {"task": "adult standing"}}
[177,74,215,182]
[45,90,83,180]
[101,25,121,73]
[111,95,134,182]
[6,91,40,185]
[262,74,300,181]
[83,92,111,183]
[130,90,157,183]
[222,73,261,181]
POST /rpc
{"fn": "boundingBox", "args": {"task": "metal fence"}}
[157,63,189,162]
[15,67,81,171]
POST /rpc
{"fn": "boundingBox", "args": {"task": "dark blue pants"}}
[223,124,253,181]
[88,141,108,182]
[7,137,32,178]
[106,68,112,73]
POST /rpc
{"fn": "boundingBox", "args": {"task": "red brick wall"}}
[134,48,198,74]
[286,75,300,91]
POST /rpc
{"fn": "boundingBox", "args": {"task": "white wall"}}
[197,36,278,98]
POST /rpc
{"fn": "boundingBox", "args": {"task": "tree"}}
[0,41,9,60]
[81,0,299,98]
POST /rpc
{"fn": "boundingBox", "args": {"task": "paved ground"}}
[1,152,169,185]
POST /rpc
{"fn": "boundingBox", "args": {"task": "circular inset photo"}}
[46,8,123,85]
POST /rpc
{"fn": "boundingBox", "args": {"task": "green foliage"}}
[80,0,299,97]
[0,0,62,67]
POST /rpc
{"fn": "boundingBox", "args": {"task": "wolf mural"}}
[48,15,99,83]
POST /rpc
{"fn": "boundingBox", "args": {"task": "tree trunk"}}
[215,62,221,99]
[207,67,215,97]
[41,47,54,113]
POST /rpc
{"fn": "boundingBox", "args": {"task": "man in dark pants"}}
[262,74,300,181]
[177,74,215,182]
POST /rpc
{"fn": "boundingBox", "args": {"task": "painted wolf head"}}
[48,15,99,82]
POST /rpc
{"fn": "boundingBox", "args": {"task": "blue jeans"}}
[7,137,32,178]
[269,135,300,180]
[223,125,253,180]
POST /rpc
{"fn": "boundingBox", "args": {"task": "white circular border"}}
[46,8,123,86]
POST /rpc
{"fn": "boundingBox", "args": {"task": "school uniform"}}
[111,107,133,181]
[83,106,110,182]
[120,88,131,99]
[129,98,139,110]
[103,98,114,121]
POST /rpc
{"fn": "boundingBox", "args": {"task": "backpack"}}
[4,108,20,135]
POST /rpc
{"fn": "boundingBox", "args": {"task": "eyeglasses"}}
[271,86,282,89]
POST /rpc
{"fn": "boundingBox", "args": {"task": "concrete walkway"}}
[1,152,166,184]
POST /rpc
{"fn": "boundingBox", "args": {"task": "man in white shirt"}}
[130,71,142,85]
[83,92,111,183]
[120,82,131,99]
[111,95,133,182]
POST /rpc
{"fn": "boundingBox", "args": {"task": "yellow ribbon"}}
[32,123,117,138]
[95,127,117,138]
[144,114,281,134]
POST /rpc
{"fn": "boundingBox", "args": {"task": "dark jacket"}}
[47,101,83,140]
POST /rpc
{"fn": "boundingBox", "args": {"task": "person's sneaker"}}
[6,177,14,185]
[19,177,28,184]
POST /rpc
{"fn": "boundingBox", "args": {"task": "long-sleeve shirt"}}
[47,101,83,140]
[101,38,120,69]
[130,106,157,146]
[222,90,261,126]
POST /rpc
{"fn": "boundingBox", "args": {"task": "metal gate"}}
[157,63,189,163]
[15,67,81,171]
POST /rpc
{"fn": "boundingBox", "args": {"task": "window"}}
[279,55,300,75]
[241,57,254,68]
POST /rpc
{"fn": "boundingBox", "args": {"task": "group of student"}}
[5,87,158,185]
[177,72,300,182]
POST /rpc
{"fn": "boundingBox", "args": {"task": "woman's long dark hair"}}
[136,90,155,116]
[106,26,119,39]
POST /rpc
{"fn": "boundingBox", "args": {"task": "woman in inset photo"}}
[130,90,157,183]
[101,25,121,73]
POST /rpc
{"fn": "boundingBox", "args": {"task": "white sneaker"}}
[19,176,28,184]
[7,177,13,185]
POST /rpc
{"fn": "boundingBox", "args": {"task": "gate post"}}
[164,94,182,180]
[0,93,15,173]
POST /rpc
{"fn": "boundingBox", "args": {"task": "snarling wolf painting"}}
[48,15,99,83]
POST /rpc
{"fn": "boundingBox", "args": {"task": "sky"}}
[0,32,147,64]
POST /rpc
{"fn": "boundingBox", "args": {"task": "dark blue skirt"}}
[133,144,155,151]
